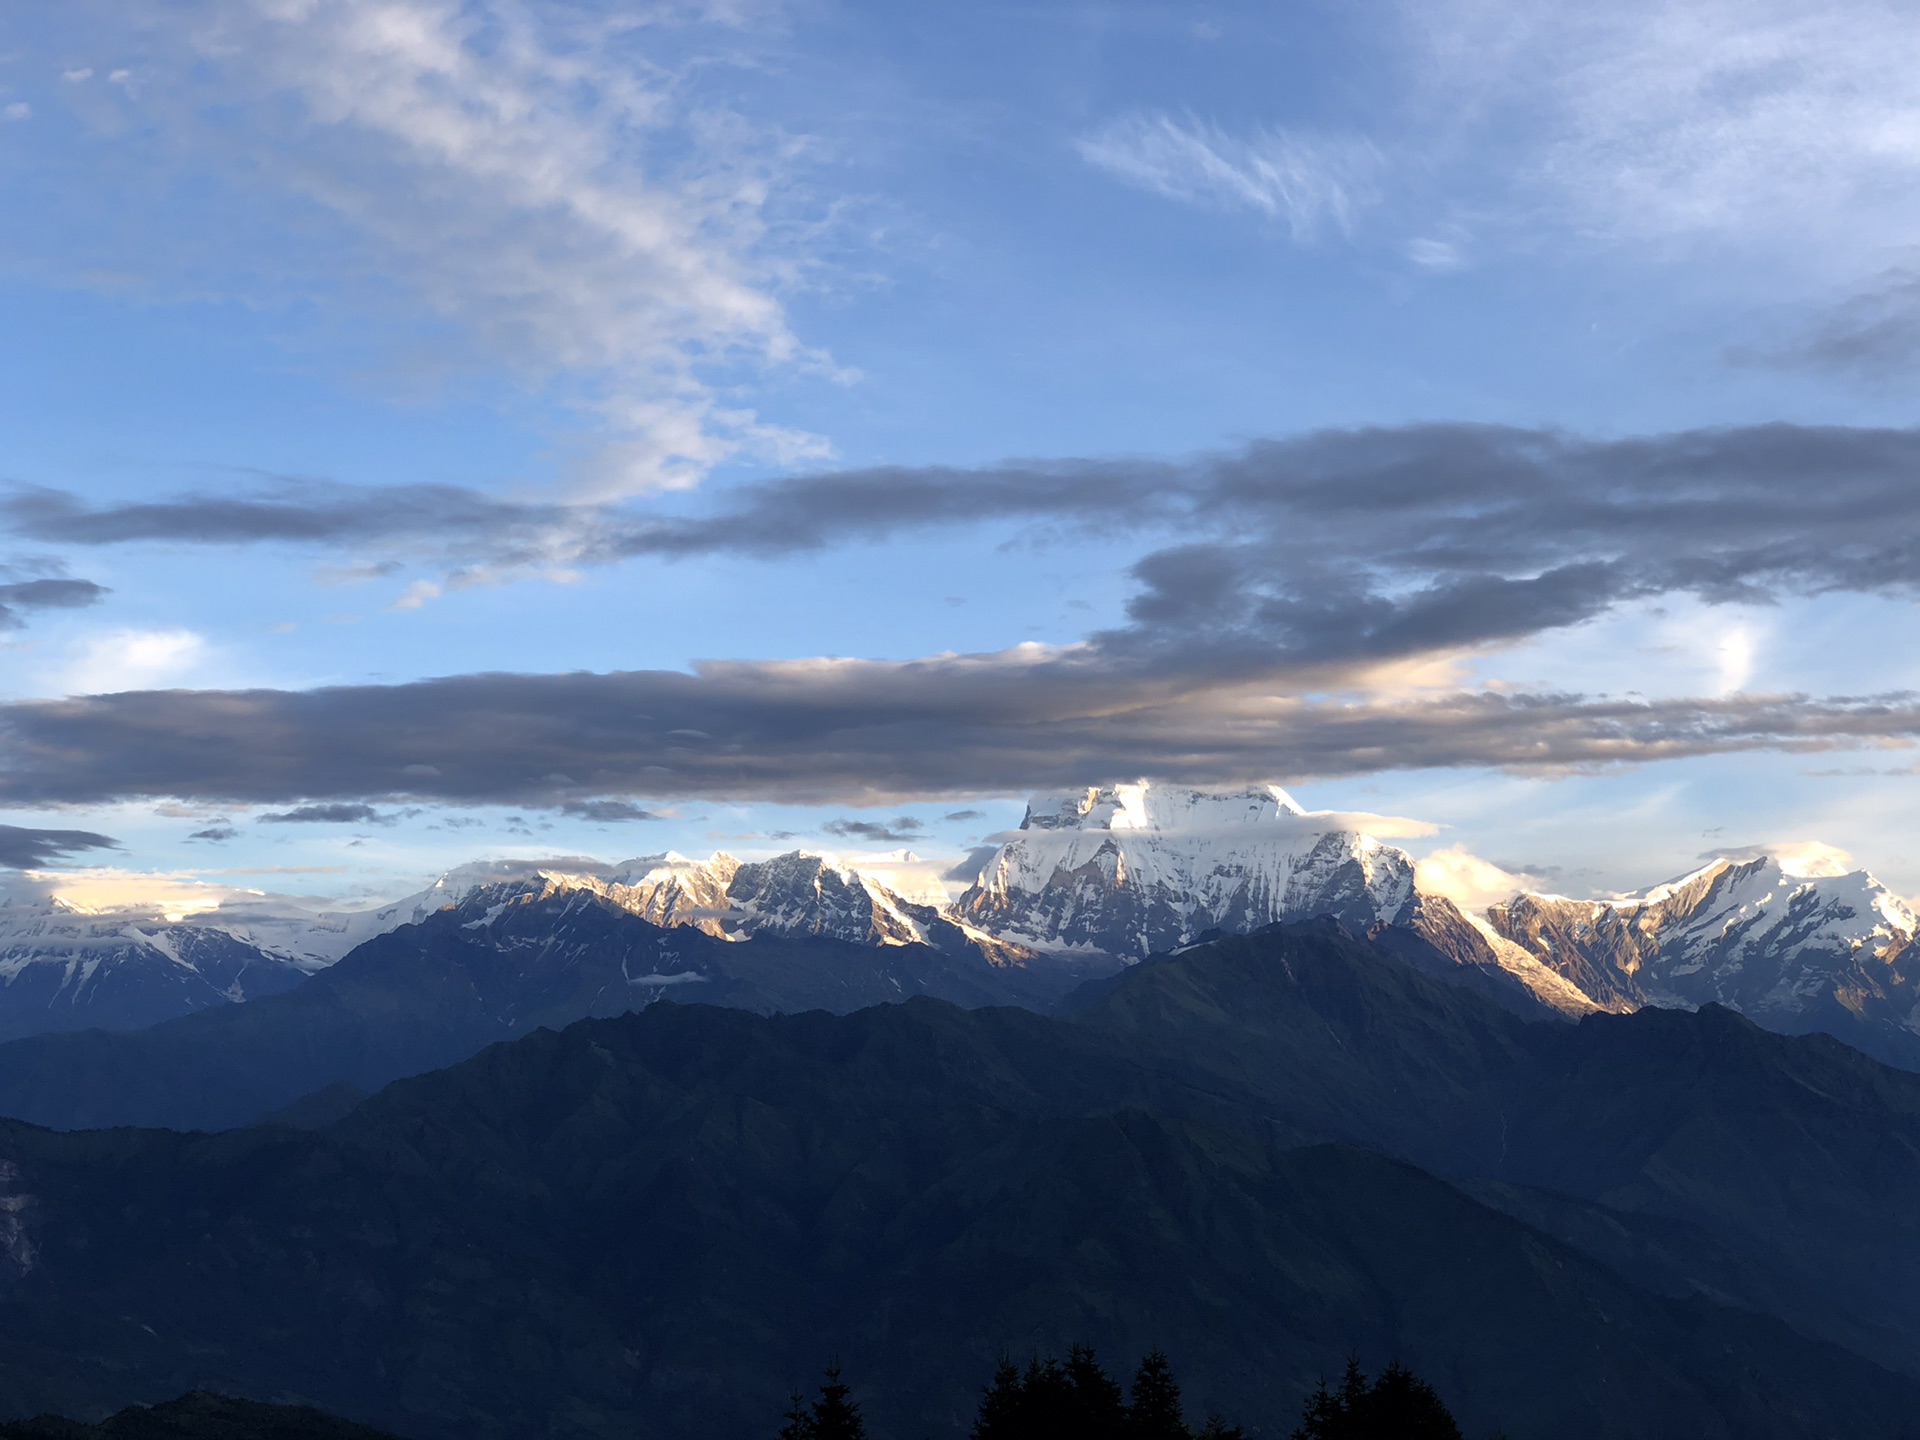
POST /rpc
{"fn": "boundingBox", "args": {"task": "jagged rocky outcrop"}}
[1393,892,1605,1020]
[1484,854,1920,1067]
[456,852,1038,968]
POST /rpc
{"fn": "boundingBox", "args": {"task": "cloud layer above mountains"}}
[14,418,1920,670]
[2,663,1917,810]
[6,420,1920,808]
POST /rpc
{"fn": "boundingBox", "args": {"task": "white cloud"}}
[1706,839,1855,877]
[1413,844,1540,914]
[58,628,209,695]
[1076,111,1380,241]
[389,578,442,612]
[24,867,234,920]
[61,68,95,82]
[24,0,831,496]
[2,102,30,121]
[1405,235,1467,272]
[1295,808,1441,840]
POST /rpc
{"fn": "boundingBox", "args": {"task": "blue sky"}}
[2,0,1919,913]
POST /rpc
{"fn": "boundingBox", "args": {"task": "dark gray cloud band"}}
[259,803,388,825]
[823,816,926,843]
[6,422,1920,808]
[15,422,1920,674]
[0,663,1915,809]
[0,578,107,629]
[0,823,120,868]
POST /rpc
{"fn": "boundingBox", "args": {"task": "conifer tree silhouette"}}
[1290,1358,1463,1440]
[970,1357,1026,1440]
[1066,1345,1127,1437]
[1126,1350,1189,1439]
[781,1361,866,1440]
[779,1391,814,1440]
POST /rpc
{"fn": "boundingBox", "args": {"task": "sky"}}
[2,0,1920,915]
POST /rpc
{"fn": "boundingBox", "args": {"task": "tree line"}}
[778,1348,1468,1439]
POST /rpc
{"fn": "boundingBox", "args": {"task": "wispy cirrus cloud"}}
[1075,111,1380,240]
[1078,2,1920,296]
[1406,0,1920,260]
[9,0,834,496]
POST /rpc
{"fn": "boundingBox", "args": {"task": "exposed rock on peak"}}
[1485,852,1920,1067]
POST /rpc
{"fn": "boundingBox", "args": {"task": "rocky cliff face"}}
[1485,855,1920,1065]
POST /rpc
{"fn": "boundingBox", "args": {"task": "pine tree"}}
[809,1361,866,1440]
[1126,1350,1189,1440]
[1021,1355,1075,1432]
[1290,1359,1465,1440]
[781,1362,865,1440]
[1065,1345,1127,1438]
[779,1391,816,1440]
[1290,1378,1344,1440]
[1195,1416,1248,1440]
[1364,1361,1463,1439]
[970,1356,1026,1440]
[1338,1358,1368,1418]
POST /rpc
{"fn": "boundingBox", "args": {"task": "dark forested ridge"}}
[0,924,1913,1438]
[0,1391,403,1439]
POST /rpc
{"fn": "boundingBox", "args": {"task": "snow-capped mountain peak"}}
[957,780,1416,958]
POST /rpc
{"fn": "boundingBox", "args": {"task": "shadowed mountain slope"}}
[0,884,1092,1132]
[0,996,1911,1440]
[1066,924,1920,1376]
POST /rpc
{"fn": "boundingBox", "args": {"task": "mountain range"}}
[0,783,1917,1434]
[5,781,1911,1074]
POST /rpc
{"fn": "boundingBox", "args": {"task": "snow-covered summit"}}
[956,780,1417,959]
[0,889,314,1041]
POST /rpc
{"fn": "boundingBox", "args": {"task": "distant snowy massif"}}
[2,781,1915,1067]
